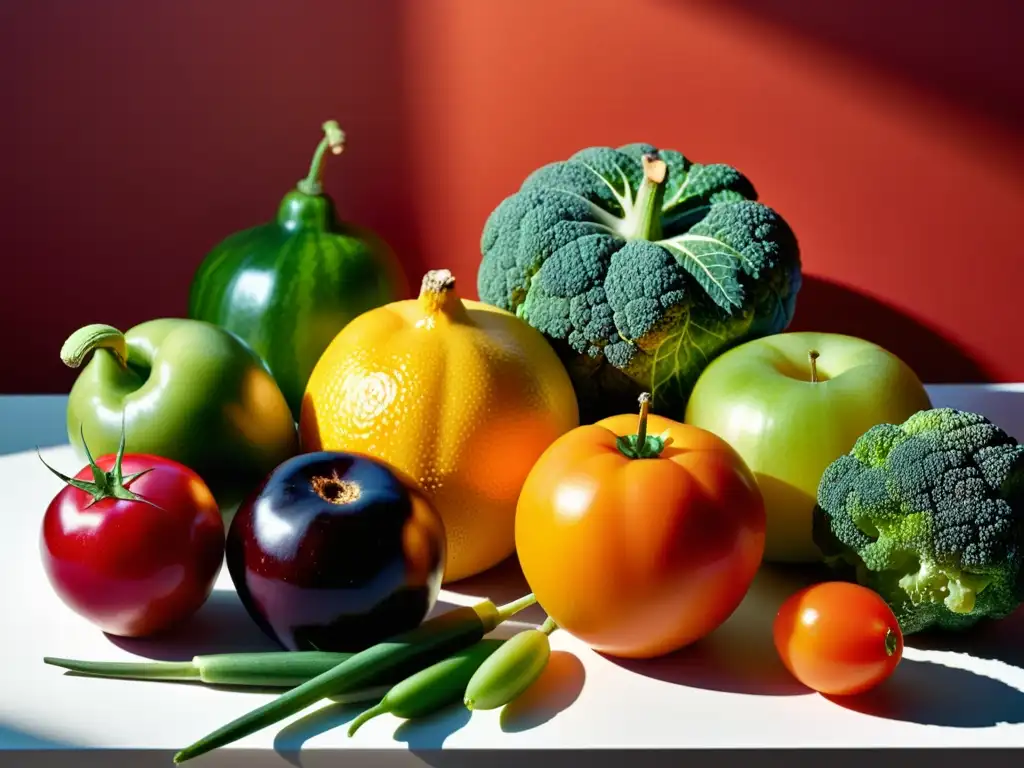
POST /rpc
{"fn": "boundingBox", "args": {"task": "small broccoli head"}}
[813,408,1024,634]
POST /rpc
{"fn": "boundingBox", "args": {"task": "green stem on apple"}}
[808,350,820,383]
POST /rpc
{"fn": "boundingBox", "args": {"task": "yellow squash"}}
[300,269,580,582]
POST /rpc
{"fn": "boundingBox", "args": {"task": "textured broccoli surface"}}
[812,408,1024,635]
[477,143,802,421]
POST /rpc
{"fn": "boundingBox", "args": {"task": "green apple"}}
[684,332,931,563]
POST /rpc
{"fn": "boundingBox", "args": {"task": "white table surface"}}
[2,387,1024,763]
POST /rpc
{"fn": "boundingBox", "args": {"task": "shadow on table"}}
[605,563,823,696]
[906,605,1024,669]
[273,702,367,765]
[104,589,281,660]
[402,652,584,768]
[106,589,463,661]
[499,651,585,732]
[271,651,585,765]
[827,657,1024,727]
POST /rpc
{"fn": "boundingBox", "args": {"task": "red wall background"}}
[2,0,1021,394]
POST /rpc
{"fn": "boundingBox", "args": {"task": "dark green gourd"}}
[188,121,408,419]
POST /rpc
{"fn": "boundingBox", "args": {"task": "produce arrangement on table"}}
[36,128,1024,762]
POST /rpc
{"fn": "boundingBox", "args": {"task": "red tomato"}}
[40,450,225,638]
[515,396,766,659]
[773,581,903,696]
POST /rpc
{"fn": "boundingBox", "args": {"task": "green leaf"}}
[658,233,746,311]
[650,310,734,410]
[659,159,754,216]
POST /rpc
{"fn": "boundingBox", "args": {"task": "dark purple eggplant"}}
[226,451,446,652]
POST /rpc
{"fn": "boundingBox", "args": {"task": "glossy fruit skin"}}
[773,581,904,696]
[300,270,580,583]
[65,319,298,511]
[515,412,766,659]
[684,331,931,563]
[40,454,225,638]
[188,188,408,420]
[226,451,447,652]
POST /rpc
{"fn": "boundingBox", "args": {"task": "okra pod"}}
[347,638,505,736]
[173,593,537,764]
[464,617,558,711]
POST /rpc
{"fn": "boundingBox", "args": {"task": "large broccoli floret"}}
[812,408,1024,635]
[477,143,802,421]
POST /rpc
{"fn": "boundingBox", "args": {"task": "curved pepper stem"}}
[61,324,128,369]
[296,120,346,196]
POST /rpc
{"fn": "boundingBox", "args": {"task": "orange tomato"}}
[514,395,766,659]
[773,581,903,696]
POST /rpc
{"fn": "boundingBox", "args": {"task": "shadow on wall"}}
[789,276,988,383]
[677,0,1023,137]
[0,0,422,395]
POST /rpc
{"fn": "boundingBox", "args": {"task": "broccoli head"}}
[476,143,802,422]
[813,407,1024,635]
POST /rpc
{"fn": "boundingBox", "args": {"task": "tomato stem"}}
[808,350,820,383]
[884,627,898,656]
[296,120,345,196]
[636,392,651,446]
[38,417,162,510]
[616,392,670,459]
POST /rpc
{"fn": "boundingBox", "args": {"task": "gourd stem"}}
[296,121,346,196]
[61,324,128,369]
[417,268,468,320]
[808,350,820,384]
[625,153,667,241]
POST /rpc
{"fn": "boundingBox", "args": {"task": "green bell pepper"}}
[187,120,408,419]
[61,319,299,512]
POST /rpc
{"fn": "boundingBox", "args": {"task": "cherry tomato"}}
[773,581,903,696]
[515,394,766,659]
[39,441,225,638]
